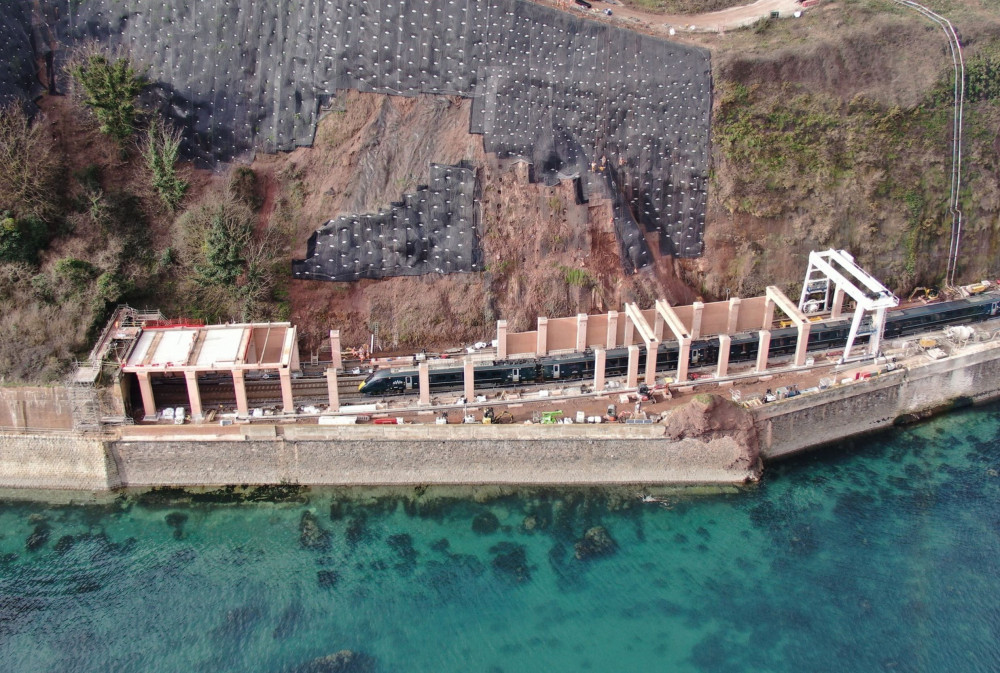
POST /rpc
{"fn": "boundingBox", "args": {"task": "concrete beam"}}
[727,298,741,334]
[624,315,635,347]
[325,368,339,412]
[593,347,606,393]
[762,296,775,330]
[691,301,704,339]
[282,326,300,371]
[766,286,808,327]
[626,345,640,389]
[606,311,618,349]
[576,313,588,352]
[654,299,691,342]
[329,330,342,371]
[279,369,295,414]
[831,286,845,319]
[232,369,249,418]
[716,334,731,378]
[137,372,157,421]
[419,362,430,406]
[536,317,548,356]
[756,330,771,373]
[496,320,508,360]
[184,370,203,421]
[624,303,656,344]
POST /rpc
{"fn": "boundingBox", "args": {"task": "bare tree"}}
[0,105,61,220]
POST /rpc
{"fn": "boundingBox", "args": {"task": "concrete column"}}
[137,372,157,421]
[329,330,342,371]
[716,334,732,378]
[536,317,548,356]
[644,339,659,385]
[677,336,691,383]
[279,368,295,414]
[325,367,339,412]
[232,369,249,418]
[463,357,475,401]
[727,298,741,334]
[794,322,812,367]
[606,310,619,348]
[626,345,640,389]
[831,286,845,319]
[653,310,664,341]
[624,315,635,347]
[691,302,704,339]
[593,347,606,392]
[756,330,771,373]
[184,370,203,421]
[418,362,430,406]
[576,313,588,352]
[762,297,775,329]
[496,320,508,360]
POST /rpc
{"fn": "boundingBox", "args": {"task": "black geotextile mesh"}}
[37,0,710,265]
[292,164,482,281]
[0,3,38,107]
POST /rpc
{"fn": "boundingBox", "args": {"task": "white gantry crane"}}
[798,249,899,362]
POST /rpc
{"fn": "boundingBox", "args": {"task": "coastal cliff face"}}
[3,1,1000,381]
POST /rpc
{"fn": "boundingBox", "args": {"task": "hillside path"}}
[533,0,805,34]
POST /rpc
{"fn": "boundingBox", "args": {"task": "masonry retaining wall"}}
[753,341,1000,459]
[107,424,756,487]
[0,432,118,490]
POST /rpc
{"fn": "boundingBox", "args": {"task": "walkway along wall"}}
[753,340,1000,459]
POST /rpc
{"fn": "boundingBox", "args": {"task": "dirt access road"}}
[534,0,804,34]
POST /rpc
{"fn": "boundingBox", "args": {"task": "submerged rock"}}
[285,649,376,673]
[300,511,332,551]
[387,533,418,573]
[25,523,51,552]
[54,535,76,554]
[471,511,500,535]
[574,526,618,561]
[165,512,189,540]
[430,538,450,553]
[345,515,367,547]
[317,570,340,589]
[490,542,531,583]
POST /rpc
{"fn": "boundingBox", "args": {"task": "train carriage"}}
[359,291,1000,396]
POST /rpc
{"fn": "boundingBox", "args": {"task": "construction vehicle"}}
[540,410,563,424]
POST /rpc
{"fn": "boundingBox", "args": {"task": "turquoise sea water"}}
[1,404,999,673]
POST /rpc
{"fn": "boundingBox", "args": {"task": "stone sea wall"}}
[107,424,757,487]
[3,341,1000,491]
[753,341,1000,459]
[0,423,758,491]
[0,432,118,491]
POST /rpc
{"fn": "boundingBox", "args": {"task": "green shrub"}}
[195,204,255,286]
[0,213,49,265]
[70,53,147,144]
[227,166,261,210]
[142,120,188,211]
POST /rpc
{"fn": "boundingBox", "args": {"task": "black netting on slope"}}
[292,164,481,281]
[0,3,38,107]
[38,0,709,264]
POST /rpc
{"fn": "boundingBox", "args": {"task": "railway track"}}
[150,375,367,408]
